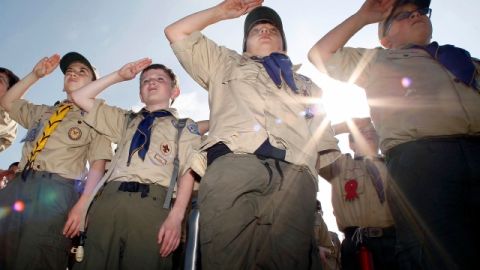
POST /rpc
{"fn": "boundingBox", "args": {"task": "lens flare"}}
[401,77,412,88]
[0,207,10,219]
[13,200,25,212]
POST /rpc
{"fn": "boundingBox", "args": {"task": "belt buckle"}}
[365,227,383,238]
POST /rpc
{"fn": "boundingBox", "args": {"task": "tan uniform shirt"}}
[9,99,112,180]
[84,100,201,187]
[325,47,480,152]
[172,31,339,177]
[0,108,17,152]
[320,154,394,231]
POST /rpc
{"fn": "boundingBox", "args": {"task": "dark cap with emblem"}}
[0,67,19,89]
[60,52,98,80]
[378,0,431,38]
[243,6,287,52]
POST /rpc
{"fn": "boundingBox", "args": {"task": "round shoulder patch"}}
[68,127,82,141]
[187,122,200,135]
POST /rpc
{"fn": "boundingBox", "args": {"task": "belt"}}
[118,181,150,198]
[206,140,287,166]
[343,226,395,239]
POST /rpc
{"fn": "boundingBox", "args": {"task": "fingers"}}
[158,227,180,257]
[133,58,152,74]
[63,217,80,238]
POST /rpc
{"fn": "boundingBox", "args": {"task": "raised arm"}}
[308,0,395,72]
[164,0,263,43]
[0,54,60,112]
[71,58,152,112]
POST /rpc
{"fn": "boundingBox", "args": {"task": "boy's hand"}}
[216,0,263,20]
[157,210,183,257]
[62,201,86,238]
[357,0,396,24]
[117,58,152,81]
[32,54,60,79]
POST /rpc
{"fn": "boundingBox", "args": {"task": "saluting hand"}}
[216,0,264,20]
[357,0,396,24]
[117,58,152,81]
[32,54,60,79]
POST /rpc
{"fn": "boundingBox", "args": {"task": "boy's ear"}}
[139,91,144,103]
[380,37,392,49]
[171,87,180,100]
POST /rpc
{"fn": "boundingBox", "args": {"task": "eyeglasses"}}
[383,7,432,36]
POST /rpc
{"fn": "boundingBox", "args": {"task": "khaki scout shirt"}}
[84,100,201,187]
[325,47,480,152]
[320,154,394,231]
[0,108,17,152]
[172,31,339,177]
[9,99,112,180]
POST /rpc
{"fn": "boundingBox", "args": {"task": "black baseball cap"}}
[60,52,98,80]
[243,6,287,52]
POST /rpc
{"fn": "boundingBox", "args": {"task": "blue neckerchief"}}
[253,52,298,92]
[414,42,477,90]
[127,109,172,165]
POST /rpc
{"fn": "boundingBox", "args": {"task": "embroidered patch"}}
[160,142,172,156]
[21,121,43,142]
[68,127,82,140]
[187,123,200,135]
[154,153,168,165]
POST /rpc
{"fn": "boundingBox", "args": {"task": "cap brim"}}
[60,52,97,80]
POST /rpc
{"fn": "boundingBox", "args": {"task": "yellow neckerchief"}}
[25,102,72,168]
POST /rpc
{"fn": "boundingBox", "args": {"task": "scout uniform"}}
[320,154,397,270]
[0,99,112,270]
[322,1,480,266]
[73,100,201,270]
[314,208,341,270]
[171,9,339,269]
[0,108,16,152]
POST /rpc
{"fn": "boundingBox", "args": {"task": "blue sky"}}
[1,0,478,234]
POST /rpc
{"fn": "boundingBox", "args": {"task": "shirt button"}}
[36,164,41,169]
[78,120,82,124]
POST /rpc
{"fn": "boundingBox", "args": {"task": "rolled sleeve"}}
[171,31,234,90]
[84,99,128,143]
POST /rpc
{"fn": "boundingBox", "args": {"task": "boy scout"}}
[309,0,480,269]
[0,52,112,270]
[70,59,201,269]
[0,67,19,152]
[319,119,397,270]
[165,1,339,269]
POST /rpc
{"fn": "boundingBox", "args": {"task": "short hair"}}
[8,162,19,170]
[139,64,178,89]
[0,67,19,89]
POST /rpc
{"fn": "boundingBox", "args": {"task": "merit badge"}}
[68,127,82,141]
[160,142,172,156]
[187,123,200,135]
[344,179,359,201]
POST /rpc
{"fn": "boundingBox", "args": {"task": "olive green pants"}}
[73,181,172,270]
[0,172,79,270]
[199,154,321,270]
